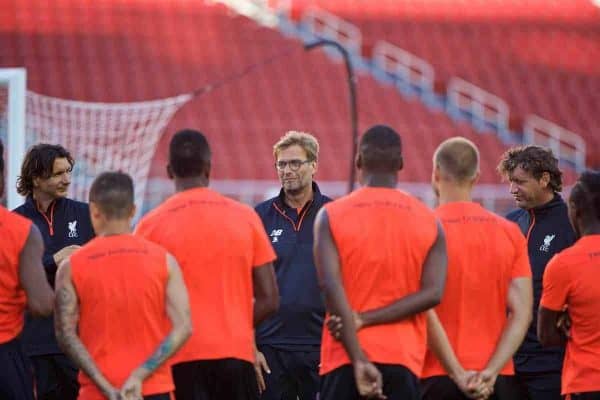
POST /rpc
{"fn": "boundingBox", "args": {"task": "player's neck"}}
[530,190,555,209]
[174,177,209,193]
[361,173,397,188]
[580,220,600,236]
[33,191,57,213]
[437,187,472,205]
[284,185,313,209]
[97,220,131,236]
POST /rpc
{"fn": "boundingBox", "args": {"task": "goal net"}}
[24,91,193,218]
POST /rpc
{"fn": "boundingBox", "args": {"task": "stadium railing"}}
[371,41,435,97]
[524,115,587,173]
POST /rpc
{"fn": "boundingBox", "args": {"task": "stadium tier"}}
[287,0,600,166]
[2,0,515,185]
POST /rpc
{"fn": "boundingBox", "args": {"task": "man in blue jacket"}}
[497,145,576,400]
[254,131,331,400]
[13,144,94,400]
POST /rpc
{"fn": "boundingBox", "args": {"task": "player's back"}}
[321,187,438,376]
[135,187,274,364]
[542,235,600,395]
[422,201,530,378]
[70,234,172,399]
[0,207,32,344]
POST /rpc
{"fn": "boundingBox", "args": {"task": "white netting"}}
[26,91,193,217]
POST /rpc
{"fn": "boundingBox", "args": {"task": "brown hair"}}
[17,144,74,196]
[273,131,319,161]
[434,137,479,183]
[497,145,563,192]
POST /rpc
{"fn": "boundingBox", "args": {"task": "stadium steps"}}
[282,0,600,167]
[0,0,519,185]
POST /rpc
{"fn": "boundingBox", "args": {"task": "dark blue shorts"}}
[257,344,319,400]
[320,363,419,400]
[421,374,523,400]
[172,358,258,400]
[0,336,34,400]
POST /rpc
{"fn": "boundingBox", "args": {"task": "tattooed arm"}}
[54,260,120,399]
[121,254,192,398]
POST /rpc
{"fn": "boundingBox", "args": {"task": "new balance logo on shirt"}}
[270,229,283,243]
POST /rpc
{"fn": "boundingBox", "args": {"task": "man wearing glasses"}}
[254,131,331,400]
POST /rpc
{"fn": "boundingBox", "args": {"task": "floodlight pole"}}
[304,39,358,193]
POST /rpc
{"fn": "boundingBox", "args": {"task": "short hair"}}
[89,172,134,219]
[497,145,563,192]
[169,129,211,178]
[570,170,600,220]
[273,131,319,161]
[359,125,402,173]
[17,144,74,197]
[434,137,479,183]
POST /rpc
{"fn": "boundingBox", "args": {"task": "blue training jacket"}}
[255,182,331,349]
[13,196,94,356]
[506,194,576,373]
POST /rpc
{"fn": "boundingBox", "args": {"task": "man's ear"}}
[397,155,403,172]
[89,202,102,221]
[203,160,211,180]
[539,171,551,188]
[355,153,362,170]
[166,164,174,180]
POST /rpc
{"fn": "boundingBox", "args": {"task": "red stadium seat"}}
[2,0,583,189]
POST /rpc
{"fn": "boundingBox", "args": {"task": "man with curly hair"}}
[13,144,95,400]
[497,145,576,400]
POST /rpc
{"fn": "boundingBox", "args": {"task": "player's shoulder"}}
[230,197,262,221]
[322,190,355,214]
[134,234,169,256]
[491,212,527,249]
[138,193,184,224]
[1,207,32,239]
[492,209,520,230]
[2,206,29,224]
[254,196,276,216]
[60,197,90,215]
[505,207,526,222]
[65,197,89,209]
[549,239,584,265]
[406,191,433,212]
[11,203,27,215]
[136,204,164,231]
[544,250,572,281]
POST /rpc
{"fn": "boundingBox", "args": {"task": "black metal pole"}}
[304,39,358,193]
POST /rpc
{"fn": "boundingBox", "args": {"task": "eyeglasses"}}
[275,159,312,171]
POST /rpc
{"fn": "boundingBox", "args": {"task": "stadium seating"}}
[0,0,583,191]
[0,0,584,198]
[288,0,600,167]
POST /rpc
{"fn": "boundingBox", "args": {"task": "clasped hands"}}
[326,313,495,400]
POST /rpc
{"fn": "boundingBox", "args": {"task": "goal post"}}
[1,67,194,219]
[0,68,27,210]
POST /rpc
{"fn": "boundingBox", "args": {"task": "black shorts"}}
[571,392,600,400]
[257,344,319,400]
[172,358,258,400]
[515,370,562,400]
[0,337,34,400]
[30,353,79,400]
[320,363,419,400]
[145,394,171,400]
[421,374,523,400]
